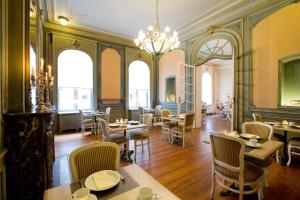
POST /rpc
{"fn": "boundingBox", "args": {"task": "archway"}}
[190,27,244,131]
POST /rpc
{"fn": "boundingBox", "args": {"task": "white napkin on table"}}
[92,171,114,190]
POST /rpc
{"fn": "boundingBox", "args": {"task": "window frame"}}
[57,49,94,113]
[128,60,151,109]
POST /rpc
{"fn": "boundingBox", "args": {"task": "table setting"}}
[70,169,140,200]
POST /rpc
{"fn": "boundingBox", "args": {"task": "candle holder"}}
[35,60,54,112]
[36,69,46,112]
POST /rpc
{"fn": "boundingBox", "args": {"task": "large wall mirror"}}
[279,53,300,108]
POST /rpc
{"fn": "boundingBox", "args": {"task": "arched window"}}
[202,72,212,105]
[129,61,150,108]
[58,50,93,112]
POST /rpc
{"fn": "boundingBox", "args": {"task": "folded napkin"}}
[92,171,115,190]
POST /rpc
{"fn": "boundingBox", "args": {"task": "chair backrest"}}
[210,132,245,182]
[98,118,109,139]
[242,121,273,140]
[252,113,262,121]
[155,105,162,110]
[69,141,120,181]
[106,107,111,115]
[160,108,171,117]
[184,113,195,131]
[105,107,112,122]
[138,107,144,115]
[143,113,153,127]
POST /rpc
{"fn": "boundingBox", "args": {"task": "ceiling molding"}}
[179,0,291,41]
[44,21,136,47]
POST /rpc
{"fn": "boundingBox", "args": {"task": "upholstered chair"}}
[128,113,153,162]
[160,108,177,142]
[104,107,111,122]
[287,138,300,166]
[69,141,120,182]
[170,113,195,147]
[79,110,96,136]
[242,121,274,187]
[252,113,262,121]
[209,132,264,200]
[97,118,129,161]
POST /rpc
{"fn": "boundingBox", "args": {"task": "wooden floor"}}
[54,116,300,200]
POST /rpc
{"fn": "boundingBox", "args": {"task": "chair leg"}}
[182,133,185,148]
[287,144,292,166]
[258,186,263,200]
[134,140,137,162]
[276,149,280,164]
[142,140,144,152]
[147,138,150,157]
[125,142,129,161]
[170,131,174,144]
[239,183,244,200]
[210,173,216,200]
[264,168,269,188]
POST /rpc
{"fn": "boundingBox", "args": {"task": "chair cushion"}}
[171,125,192,132]
[215,161,264,183]
[244,155,272,168]
[82,119,95,124]
[128,129,149,140]
[289,138,300,146]
[162,122,177,128]
[108,133,127,144]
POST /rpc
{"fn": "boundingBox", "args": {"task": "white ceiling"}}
[206,59,233,67]
[47,0,238,39]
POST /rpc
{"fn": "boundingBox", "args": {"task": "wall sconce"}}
[58,16,69,25]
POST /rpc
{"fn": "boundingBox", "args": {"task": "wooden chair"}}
[209,132,264,200]
[160,108,177,142]
[138,107,145,123]
[170,113,195,148]
[79,110,96,136]
[128,113,153,162]
[242,121,274,187]
[104,107,111,122]
[252,113,262,121]
[97,118,129,161]
[69,142,120,181]
[287,138,300,166]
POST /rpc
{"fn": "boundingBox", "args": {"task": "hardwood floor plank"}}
[54,116,300,200]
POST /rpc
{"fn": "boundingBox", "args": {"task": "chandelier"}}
[134,0,180,56]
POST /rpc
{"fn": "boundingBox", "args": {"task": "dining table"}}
[264,122,300,163]
[161,114,185,123]
[221,131,284,161]
[107,121,146,162]
[43,164,180,200]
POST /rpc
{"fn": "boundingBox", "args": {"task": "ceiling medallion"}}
[134,0,180,56]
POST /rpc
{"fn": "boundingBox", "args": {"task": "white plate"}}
[108,123,119,127]
[130,121,140,125]
[85,170,121,191]
[293,125,300,129]
[72,194,97,200]
[240,133,261,139]
[245,141,262,148]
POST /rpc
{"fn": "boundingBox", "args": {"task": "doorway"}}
[195,58,234,130]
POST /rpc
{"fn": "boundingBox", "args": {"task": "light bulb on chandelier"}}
[134,0,180,56]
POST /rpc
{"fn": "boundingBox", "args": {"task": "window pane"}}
[58,50,93,112]
[129,61,150,108]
